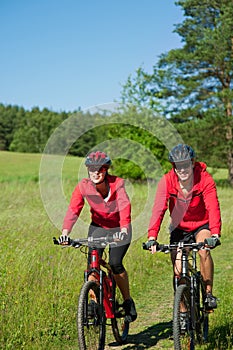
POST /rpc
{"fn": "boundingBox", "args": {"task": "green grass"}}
[0,151,232,349]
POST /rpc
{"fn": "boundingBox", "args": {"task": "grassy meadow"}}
[0,151,233,349]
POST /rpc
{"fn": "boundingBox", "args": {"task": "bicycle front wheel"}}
[173,284,194,350]
[77,280,106,350]
[194,273,209,344]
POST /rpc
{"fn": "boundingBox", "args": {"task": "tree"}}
[9,108,68,153]
[121,0,233,184]
[0,104,26,150]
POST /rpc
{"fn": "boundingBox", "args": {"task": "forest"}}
[1,0,233,183]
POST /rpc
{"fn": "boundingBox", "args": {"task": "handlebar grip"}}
[53,237,59,245]
[142,242,160,250]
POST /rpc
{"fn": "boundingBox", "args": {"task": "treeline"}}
[0,104,99,156]
[0,103,227,180]
[0,104,69,154]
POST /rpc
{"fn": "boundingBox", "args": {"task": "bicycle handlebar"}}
[53,234,119,248]
[142,241,205,252]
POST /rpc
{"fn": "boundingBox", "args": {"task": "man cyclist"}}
[58,151,137,323]
[145,144,221,312]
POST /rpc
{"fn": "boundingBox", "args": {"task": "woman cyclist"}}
[145,144,221,314]
[58,151,137,323]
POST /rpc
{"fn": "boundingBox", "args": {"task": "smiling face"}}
[88,166,107,184]
[174,161,194,182]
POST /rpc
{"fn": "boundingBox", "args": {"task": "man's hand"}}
[145,239,158,253]
[58,235,71,245]
[204,235,221,248]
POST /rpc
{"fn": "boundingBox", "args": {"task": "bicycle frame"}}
[85,247,115,319]
[174,245,206,326]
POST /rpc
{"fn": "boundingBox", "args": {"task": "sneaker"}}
[180,312,188,333]
[123,298,137,323]
[205,293,217,310]
[88,300,98,318]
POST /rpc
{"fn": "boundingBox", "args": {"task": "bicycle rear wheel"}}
[173,284,195,350]
[111,285,129,344]
[77,280,106,350]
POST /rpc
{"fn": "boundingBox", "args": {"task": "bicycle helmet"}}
[168,144,196,163]
[85,151,112,167]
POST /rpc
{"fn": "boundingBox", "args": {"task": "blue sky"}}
[0,0,183,112]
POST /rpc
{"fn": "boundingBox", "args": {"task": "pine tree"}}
[121,0,233,184]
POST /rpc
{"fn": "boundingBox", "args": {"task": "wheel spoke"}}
[173,284,194,349]
[77,281,106,350]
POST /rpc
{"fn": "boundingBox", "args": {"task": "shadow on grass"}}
[108,322,233,349]
[108,321,173,349]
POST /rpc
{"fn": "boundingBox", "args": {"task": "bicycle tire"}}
[200,277,209,343]
[173,284,195,350]
[111,285,129,344]
[77,280,106,350]
[193,275,203,344]
[194,273,209,344]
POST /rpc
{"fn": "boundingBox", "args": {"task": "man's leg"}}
[196,229,214,294]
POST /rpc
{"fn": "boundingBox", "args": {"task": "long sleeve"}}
[202,174,221,235]
[116,180,131,230]
[62,184,85,232]
[148,176,169,239]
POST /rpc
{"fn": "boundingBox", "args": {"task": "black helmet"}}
[168,144,195,163]
[85,151,112,167]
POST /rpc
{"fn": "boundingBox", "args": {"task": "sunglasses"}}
[88,166,107,173]
[174,162,192,170]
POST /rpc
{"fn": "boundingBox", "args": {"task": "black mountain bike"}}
[54,235,129,350]
[143,241,212,350]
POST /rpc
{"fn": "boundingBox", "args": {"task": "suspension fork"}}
[190,250,199,329]
[99,270,104,316]
[190,275,196,329]
[173,248,189,290]
[181,248,189,277]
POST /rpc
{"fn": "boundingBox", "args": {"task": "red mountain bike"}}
[54,235,129,350]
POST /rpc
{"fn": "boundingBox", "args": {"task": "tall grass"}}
[0,151,232,349]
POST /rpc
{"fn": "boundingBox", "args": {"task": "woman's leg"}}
[113,270,130,300]
[109,242,130,300]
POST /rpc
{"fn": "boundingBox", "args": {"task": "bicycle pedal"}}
[206,309,214,314]
[115,310,125,318]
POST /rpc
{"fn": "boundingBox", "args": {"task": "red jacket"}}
[63,174,131,232]
[148,162,221,239]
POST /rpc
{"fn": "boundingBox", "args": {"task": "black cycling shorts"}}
[170,224,210,244]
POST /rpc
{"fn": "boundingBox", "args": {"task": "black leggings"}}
[88,223,131,275]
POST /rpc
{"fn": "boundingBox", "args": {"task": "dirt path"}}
[105,297,174,349]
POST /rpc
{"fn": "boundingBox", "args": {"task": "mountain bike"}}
[143,241,211,350]
[54,235,129,350]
